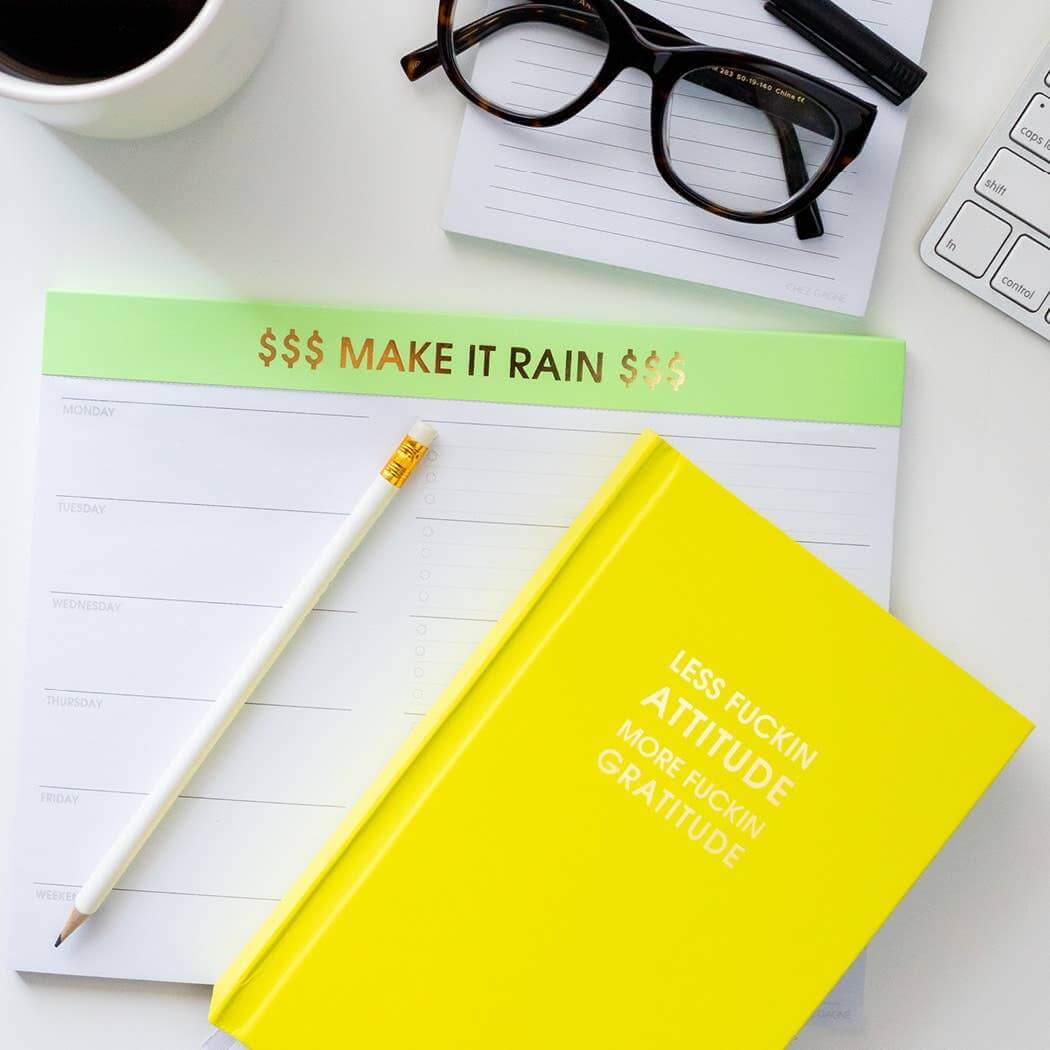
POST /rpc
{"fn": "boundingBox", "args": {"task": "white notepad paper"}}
[11,296,903,1036]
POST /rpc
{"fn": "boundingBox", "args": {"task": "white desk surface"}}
[2,2,1048,1048]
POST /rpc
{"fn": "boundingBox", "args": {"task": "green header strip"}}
[43,293,904,426]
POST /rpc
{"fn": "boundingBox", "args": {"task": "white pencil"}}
[55,421,437,947]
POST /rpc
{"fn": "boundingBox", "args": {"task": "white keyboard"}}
[921,40,1050,342]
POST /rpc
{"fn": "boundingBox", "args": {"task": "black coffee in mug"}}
[0,0,208,84]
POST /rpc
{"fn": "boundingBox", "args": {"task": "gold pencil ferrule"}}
[381,435,428,488]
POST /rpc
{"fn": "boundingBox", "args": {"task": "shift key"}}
[976,149,1050,236]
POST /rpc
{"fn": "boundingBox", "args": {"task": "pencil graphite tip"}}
[54,907,89,948]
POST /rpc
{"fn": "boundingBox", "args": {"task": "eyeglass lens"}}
[449,0,610,118]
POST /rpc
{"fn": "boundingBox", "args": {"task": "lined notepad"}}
[12,296,902,1039]
[444,0,934,314]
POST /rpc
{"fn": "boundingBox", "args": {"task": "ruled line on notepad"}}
[414,582,518,596]
[440,440,620,458]
[434,451,878,476]
[416,516,870,549]
[645,0,888,31]
[33,882,282,904]
[42,688,355,713]
[424,460,607,482]
[424,419,633,436]
[415,512,869,546]
[417,537,552,554]
[799,539,872,549]
[709,482,873,497]
[615,25,832,63]
[427,461,875,487]
[61,397,370,421]
[427,483,873,508]
[412,657,479,668]
[55,493,350,517]
[38,784,346,810]
[757,505,875,519]
[661,433,878,452]
[693,459,878,476]
[48,590,359,614]
[423,420,878,450]
[417,515,568,530]
[453,478,877,506]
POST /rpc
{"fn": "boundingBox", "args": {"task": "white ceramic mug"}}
[0,0,284,139]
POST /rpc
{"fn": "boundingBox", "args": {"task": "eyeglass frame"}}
[402,0,878,241]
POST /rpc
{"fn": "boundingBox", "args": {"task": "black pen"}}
[764,0,927,105]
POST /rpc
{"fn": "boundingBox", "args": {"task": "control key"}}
[991,235,1050,311]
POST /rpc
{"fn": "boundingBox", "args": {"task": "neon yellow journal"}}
[210,432,1032,1050]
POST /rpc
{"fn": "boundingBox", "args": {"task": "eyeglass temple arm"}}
[767,115,824,238]
[400,3,823,241]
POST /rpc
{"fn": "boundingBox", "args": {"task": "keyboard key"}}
[975,149,1050,235]
[1010,94,1050,163]
[991,235,1050,311]
[935,202,1012,277]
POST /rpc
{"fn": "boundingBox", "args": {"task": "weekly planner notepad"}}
[209,433,1032,1050]
[444,0,934,315]
[13,295,903,1010]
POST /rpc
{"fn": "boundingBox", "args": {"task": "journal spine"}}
[209,432,666,1035]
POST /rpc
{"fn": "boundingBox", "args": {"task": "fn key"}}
[935,202,1012,278]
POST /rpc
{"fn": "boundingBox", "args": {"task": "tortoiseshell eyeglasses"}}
[402,0,877,241]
